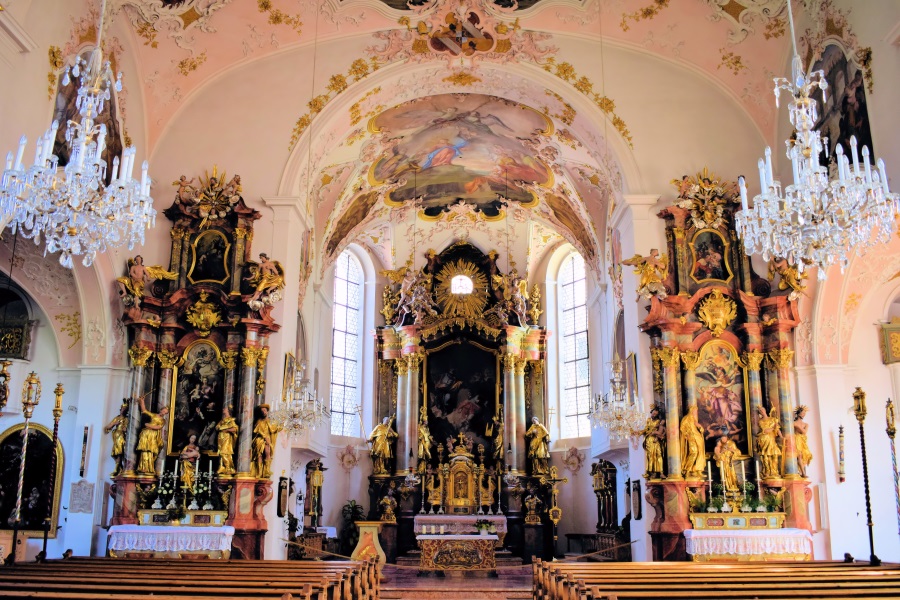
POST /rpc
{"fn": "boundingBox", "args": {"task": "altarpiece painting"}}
[168,339,226,455]
[694,339,750,457]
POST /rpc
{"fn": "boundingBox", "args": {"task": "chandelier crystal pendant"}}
[734,0,898,280]
[0,0,155,269]
[588,354,644,442]
[272,359,329,438]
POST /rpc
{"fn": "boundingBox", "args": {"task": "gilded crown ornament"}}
[698,289,737,337]
[185,291,222,337]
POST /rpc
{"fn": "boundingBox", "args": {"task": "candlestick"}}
[839,425,846,483]
[707,460,712,482]
[422,525,426,535]
[174,460,179,480]
[719,464,725,496]
[430,525,435,534]
[756,458,762,500]
[440,525,445,535]
[741,461,746,485]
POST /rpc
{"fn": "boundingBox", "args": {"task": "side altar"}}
[106,168,286,560]
[369,242,559,563]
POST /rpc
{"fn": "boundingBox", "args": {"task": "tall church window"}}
[559,252,590,438]
[330,251,363,436]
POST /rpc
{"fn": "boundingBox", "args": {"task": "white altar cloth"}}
[684,528,812,561]
[108,524,235,554]
[414,514,506,547]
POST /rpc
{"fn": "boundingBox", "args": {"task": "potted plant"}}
[707,497,725,513]
[340,499,365,555]
[689,495,708,513]
[166,504,186,525]
[474,519,492,535]
[763,492,782,512]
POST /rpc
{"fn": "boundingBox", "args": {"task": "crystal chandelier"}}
[589,355,644,441]
[272,359,329,438]
[735,0,898,280]
[0,0,155,269]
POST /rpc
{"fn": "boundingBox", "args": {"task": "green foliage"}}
[689,495,708,513]
[763,492,782,512]
[340,499,365,555]
[708,496,726,511]
[166,505,186,523]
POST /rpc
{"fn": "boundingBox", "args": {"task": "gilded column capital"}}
[743,350,765,371]
[221,350,238,370]
[257,347,270,369]
[170,228,186,240]
[767,348,794,370]
[406,351,425,372]
[234,227,251,240]
[680,351,701,371]
[395,358,410,377]
[530,359,544,376]
[241,346,263,368]
[128,345,154,368]
[156,349,179,370]
[657,347,681,368]
[502,353,518,373]
[514,357,528,376]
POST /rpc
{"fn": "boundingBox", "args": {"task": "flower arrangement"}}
[157,477,177,499]
[166,504,186,523]
[474,519,492,532]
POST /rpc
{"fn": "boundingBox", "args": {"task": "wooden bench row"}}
[533,558,900,600]
[0,557,379,600]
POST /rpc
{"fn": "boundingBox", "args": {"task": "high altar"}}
[370,242,556,562]
[107,168,284,559]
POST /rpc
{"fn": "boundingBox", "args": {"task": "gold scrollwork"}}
[170,228,186,240]
[434,259,489,320]
[697,289,737,337]
[221,350,238,370]
[185,291,222,337]
[514,357,528,377]
[256,347,270,396]
[528,284,543,325]
[128,345,154,368]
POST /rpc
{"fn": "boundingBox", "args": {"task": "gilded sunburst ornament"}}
[434,259,488,320]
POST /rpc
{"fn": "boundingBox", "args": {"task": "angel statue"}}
[622,249,668,301]
[246,253,286,310]
[409,274,439,323]
[115,255,177,307]
[768,257,808,301]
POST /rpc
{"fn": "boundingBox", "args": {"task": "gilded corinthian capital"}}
[128,345,154,368]
[742,350,765,371]
[156,349,178,370]
[395,358,410,377]
[502,353,518,373]
[680,351,701,371]
[221,350,238,370]
[656,347,681,368]
[241,346,264,368]
[406,351,425,372]
[767,348,794,370]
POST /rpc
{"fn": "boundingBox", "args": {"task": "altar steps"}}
[381,563,532,600]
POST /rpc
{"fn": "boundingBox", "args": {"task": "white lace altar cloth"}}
[413,515,507,547]
[684,528,812,559]
[109,525,235,553]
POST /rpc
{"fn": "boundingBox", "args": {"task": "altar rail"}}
[0,556,379,600]
[533,558,900,600]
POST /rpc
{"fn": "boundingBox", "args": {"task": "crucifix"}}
[539,465,568,554]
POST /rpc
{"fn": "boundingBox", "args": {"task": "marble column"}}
[405,352,424,474]
[169,228,187,290]
[221,350,239,413]
[769,349,799,478]
[743,350,765,439]
[394,358,410,476]
[657,347,683,480]
[123,345,154,476]
[680,351,701,410]
[502,353,518,472]
[154,349,178,476]
[236,343,263,476]
[514,357,528,473]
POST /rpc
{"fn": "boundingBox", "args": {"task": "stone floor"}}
[380,564,533,600]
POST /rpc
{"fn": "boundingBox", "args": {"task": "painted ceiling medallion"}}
[434,259,489,319]
[697,288,737,337]
[369,93,553,218]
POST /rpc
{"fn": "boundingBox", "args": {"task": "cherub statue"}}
[622,249,668,301]
[245,253,286,309]
[409,274,439,323]
[172,175,199,217]
[115,255,177,307]
[768,257,808,301]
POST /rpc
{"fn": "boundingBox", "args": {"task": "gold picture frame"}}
[689,228,734,285]
[0,423,64,538]
[283,351,296,403]
[167,339,226,456]
[695,339,753,459]
[188,229,232,285]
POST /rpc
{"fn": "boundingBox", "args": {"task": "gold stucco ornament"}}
[698,288,737,337]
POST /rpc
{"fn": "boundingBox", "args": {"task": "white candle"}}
[707,460,712,482]
[851,136,861,176]
[757,159,767,192]
[422,525,426,535]
[719,464,725,495]
[208,460,212,479]
[738,176,749,212]
[14,135,27,171]
[764,147,774,187]
[5,152,12,170]
[430,525,435,534]
[440,525,445,535]
[110,156,119,181]
[741,461,746,485]
[863,146,873,185]
[174,460,179,480]
[836,145,846,183]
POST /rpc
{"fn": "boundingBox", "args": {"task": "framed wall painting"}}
[188,229,231,285]
[283,351,296,403]
[167,339,226,456]
[694,339,752,458]
[0,423,64,537]
[689,228,733,285]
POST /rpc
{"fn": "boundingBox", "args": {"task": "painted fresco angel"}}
[622,249,668,301]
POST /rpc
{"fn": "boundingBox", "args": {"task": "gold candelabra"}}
[852,387,881,566]
[11,372,41,564]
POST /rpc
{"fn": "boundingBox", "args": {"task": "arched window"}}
[330,251,363,436]
[559,252,590,438]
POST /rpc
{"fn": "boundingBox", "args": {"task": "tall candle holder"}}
[852,387,881,566]
[42,384,64,554]
[886,399,898,537]
[11,372,41,565]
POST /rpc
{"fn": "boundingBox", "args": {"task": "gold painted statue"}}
[768,257,808,301]
[417,405,434,464]
[368,415,398,476]
[116,255,177,302]
[216,405,239,476]
[479,472,497,508]
[641,405,666,479]
[426,473,442,507]
[679,405,706,480]
[756,405,782,479]
[714,435,739,494]
[247,253,286,306]
[104,401,129,477]
[487,408,504,461]
[250,404,282,479]
[622,249,668,301]
[179,434,200,493]
[525,416,551,475]
[379,490,397,523]
[793,405,813,478]
[136,396,169,477]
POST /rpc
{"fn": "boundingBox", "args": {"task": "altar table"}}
[413,514,506,547]
[108,524,234,559]
[417,534,498,574]
[684,528,813,562]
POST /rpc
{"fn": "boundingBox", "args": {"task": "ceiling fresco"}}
[369,94,553,217]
